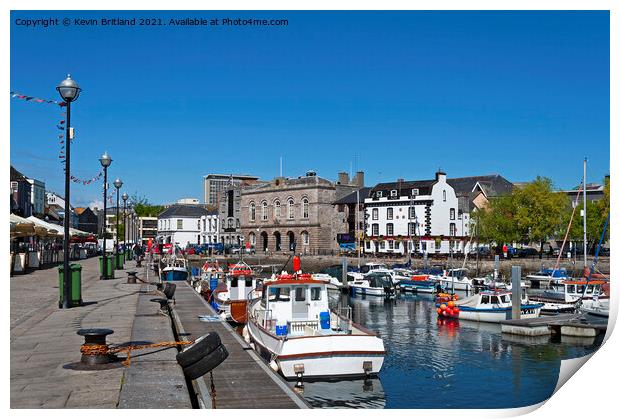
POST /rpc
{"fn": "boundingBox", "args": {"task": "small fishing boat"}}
[525,268,569,289]
[246,273,385,380]
[211,261,261,323]
[349,272,396,297]
[437,268,473,292]
[161,252,189,281]
[527,279,609,314]
[442,290,543,323]
[399,274,436,293]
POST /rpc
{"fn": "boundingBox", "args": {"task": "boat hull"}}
[247,319,385,379]
[163,269,189,281]
[457,305,542,323]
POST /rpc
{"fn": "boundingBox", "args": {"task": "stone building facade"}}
[239,171,363,254]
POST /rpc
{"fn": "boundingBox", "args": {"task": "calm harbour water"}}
[290,291,604,409]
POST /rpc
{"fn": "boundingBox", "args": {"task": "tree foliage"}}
[130,193,164,217]
[476,176,570,250]
[568,177,610,245]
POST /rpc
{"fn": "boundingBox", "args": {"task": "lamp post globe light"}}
[114,178,123,268]
[56,74,81,309]
[99,151,112,279]
[122,193,129,248]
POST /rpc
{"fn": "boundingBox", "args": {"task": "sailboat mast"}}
[583,158,587,268]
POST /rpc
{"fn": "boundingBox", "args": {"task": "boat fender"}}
[219,312,228,321]
[242,326,250,343]
[270,360,279,372]
[249,342,256,351]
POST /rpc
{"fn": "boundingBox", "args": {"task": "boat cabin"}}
[360,263,388,274]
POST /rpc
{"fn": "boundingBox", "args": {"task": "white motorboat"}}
[525,268,569,289]
[246,273,385,379]
[349,272,397,297]
[443,290,543,323]
[311,273,344,290]
[437,268,473,292]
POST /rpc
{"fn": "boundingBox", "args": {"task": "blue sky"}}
[10,11,609,207]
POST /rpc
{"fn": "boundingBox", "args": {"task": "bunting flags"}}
[11,90,102,187]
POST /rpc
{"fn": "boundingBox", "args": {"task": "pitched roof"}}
[10,166,27,181]
[370,179,436,197]
[333,187,372,204]
[74,207,86,215]
[447,174,513,197]
[158,204,208,218]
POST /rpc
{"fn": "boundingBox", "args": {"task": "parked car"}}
[231,245,255,255]
[516,247,539,258]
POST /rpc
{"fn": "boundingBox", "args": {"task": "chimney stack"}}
[337,171,349,185]
[353,171,365,187]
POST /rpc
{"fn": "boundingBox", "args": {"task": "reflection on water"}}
[294,290,604,409]
[293,378,385,409]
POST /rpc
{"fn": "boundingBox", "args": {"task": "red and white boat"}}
[211,261,261,324]
[246,272,385,380]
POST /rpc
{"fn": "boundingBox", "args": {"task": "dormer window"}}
[411,188,419,196]
[376,191,383,198]
[390,190,397,197]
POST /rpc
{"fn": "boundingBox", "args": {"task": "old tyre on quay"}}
[176,332,221,368]
[182,344,229,380]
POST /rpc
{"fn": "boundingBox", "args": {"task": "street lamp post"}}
[56,74,81,309]
[122,193,128,247]
[113,178,123,267]
[99,152,112,279]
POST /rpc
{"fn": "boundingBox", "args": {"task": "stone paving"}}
[10,256,190,409]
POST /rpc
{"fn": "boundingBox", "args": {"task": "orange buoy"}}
[440,303,447,311]
[447,301,455,308]
[437,308,442,315]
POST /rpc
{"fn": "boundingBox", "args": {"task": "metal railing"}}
[332,306,352,333]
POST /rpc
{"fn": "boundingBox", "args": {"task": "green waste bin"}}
[127,249,133,261]
[99,255,114,279]
[58,263,82,307]
[116,253,124,270]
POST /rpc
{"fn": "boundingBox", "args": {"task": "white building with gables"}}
[364,171,471,255]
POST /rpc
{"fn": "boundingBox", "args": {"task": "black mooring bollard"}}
[77,328,115,365]
[126,271,138,284]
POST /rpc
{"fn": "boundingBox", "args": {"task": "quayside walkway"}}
[10,256,306,409]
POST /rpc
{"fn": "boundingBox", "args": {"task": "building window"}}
[388,240,394,250]
[379,241,385,249]
[409,207,416,219]
[261,201,268,221]
[408,222,416,236]
[274,200,281,218]
[450,223,456,236]
[249,232,256,246]
[301,231,309,245]
[450,208,455,220]
[411,188,419,196]
[386,223,394,236]
[387,208,393,220]
[372,208,378,220]
[177,219,183,230]
[365,241,371,249]
[372,224,379,236]
[302,198,309,219]
[390,190,397,197]
[249,202,256,221]
[287,199,295,219]
[458,210,463,220]
[376,191,383,198]
[443,190,447,202]
[197,220,200,230]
